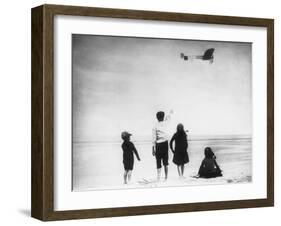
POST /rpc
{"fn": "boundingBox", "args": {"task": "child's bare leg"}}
[177,165,181,177]
[127,170,132,183]
[181,165,185,177]
[164,166,168,180]
[124,170,128,184]
[157,168,161,181]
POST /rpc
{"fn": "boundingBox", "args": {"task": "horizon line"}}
[73,134,252,144]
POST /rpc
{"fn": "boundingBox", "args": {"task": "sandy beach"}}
[72,136,252,191]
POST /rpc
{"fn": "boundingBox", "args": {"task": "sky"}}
[72,34,252,142]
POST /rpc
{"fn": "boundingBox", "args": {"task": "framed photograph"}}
[31,4,274,221]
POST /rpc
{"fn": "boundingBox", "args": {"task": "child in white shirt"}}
[152,110,172,181]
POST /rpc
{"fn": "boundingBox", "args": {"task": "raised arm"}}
[164,109,173,122]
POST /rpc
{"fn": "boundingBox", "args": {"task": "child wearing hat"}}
[121,131,141,184]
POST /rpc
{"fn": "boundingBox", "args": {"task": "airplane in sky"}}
[180,48,215,64]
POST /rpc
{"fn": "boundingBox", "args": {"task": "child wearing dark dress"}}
[197,147,222,178]
[169,123,189,178]
[121,131,141,184]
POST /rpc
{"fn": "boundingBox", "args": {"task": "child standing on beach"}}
[197,147,222,178]
[121,131,141,184]
[152,110,173,181]
[169,123,189,178]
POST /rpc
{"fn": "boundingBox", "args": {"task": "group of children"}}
[121,111,222,184]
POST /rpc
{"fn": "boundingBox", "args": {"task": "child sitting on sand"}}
[197,147,222,178]
[121,131,141,184]
[169,123,189,178]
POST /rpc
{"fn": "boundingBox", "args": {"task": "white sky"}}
[72,35,252,142]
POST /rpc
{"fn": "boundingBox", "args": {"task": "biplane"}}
[180,48,215,64]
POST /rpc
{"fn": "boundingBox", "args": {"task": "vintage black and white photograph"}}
[72,34,252,191]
